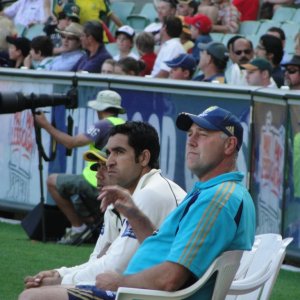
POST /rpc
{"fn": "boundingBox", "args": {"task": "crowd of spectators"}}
[0,0,300,89]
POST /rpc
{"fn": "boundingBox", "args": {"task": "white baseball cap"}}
[87,90,126,114]
[116,25,135,39]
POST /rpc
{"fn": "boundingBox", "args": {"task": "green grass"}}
[1,222,300,300]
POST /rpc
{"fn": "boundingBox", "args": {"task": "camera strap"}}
[32,109,56,162]
[66,109,74,156]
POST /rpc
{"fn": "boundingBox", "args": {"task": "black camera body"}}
[0,88,78,114]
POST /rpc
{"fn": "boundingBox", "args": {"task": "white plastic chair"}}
[226,234,293,300]
[116,250,243,300]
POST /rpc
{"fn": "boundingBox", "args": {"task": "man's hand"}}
[98,185,137,216]
[34,112,50,128]
[24,270,61,289]
[96,271,123,291]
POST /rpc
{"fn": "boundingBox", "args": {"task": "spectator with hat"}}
[178,16,194,53]
[72,21,112,73]
[184,13,212,63]
[165,53,196,80]
[32,90,125,245]
[193,41,229,83]
[46,22,84,71]
[242,57,277,88]
[113,25,139,61]
[5,36,30,68]
[282,55,300,90]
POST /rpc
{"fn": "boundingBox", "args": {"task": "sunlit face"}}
[169,67,190,80]
[232,39,253,65]
[61,34,81,52]
[186,124,228,180]
[190,25,199,39]
[255,42,267,59]
[177,3,189,16]
[114,65,126,75]
[116,33,133,53]
[101,62,115,74]
[106,134,144,193]
[8,44,21,60]
[284,66,300,89]
[246,69,263,86]
[157,1,176,21]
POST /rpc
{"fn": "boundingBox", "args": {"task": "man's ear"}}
[224,136,238,155]
[139,149,151,167]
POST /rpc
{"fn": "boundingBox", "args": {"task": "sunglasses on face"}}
[234,49,252,55]
[285,68,300,75]
[61,35,78,41]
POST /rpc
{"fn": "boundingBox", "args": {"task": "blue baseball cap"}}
[176,106,243,150]
[165,54,196,72]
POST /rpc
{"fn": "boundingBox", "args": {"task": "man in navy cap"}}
[29,106,255,300]
[165,53,196,80]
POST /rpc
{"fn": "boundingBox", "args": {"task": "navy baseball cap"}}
[176,106,243,150]
[165,54,196,72]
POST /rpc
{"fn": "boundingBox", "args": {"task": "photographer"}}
[34,90,125,245]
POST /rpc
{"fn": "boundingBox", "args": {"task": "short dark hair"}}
[268,27,286,41]
[163,16,182,38]
[135,32,155,54]
[260,34,283,66]
[231,37,253,52]
[109,121,160,169]
[83,21,103,43]
[116,57,145,75]
[31,36,53,57]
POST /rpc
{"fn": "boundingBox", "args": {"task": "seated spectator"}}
[113,25,138,61]
[197,0,218,24]
[178,16,194,53]
[0,16,16,67]
[46,23,84,71]
[151,16,186,78]
[72,21,112,73]
[233,0,259,21]
[282,55,300,90]
[101,58,116,74]
[135,32,157,76]
[266,27,289,65]
[262,0,300,18]
[19,122,186,293]
[165,53,196,80]
[256,34,284,88]
[226,36,254,85]
[193,41,229,82]
[5,36,30,68]
[176,0,198,16]
[242,58,278,88]
[211,0,240,34]
[0,0,51,27]
[23,35,53,70]
[114,57,145,76]
[184,13,212,63]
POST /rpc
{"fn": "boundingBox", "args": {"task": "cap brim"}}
[87,100,126,114]
[83,150,107,163]
[176,112,220,131]
[241,63,258,71]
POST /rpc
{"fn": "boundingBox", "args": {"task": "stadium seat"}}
[15,24,26,37]
[126,15,150,33]
[105,42,119,58]
[246,34,260,48]
[139,2,158,23]
[239,21,260,36]
[285,37,295,55]
[256,20,280,37]
[281,21,300,39]
[110,1,135,25]
[210,33,224,42]
[272,7,296,22]
[291,8,300,23]
[23,24,45,40]
[222,33,237,47]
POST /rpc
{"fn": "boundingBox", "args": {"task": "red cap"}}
[184,14,212,34]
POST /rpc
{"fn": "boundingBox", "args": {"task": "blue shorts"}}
[68,285,116,300]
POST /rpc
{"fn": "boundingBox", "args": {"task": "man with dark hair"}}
[194,41,229,82]
[267,27,289,64]
[25,106,256,300]
[151,15,186,78]
[33,90,125,245]
[19,121,186,298]
[226,37,254,85]
[72,20,112,73]
[256,34,284,87]
[282,55,300,90]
